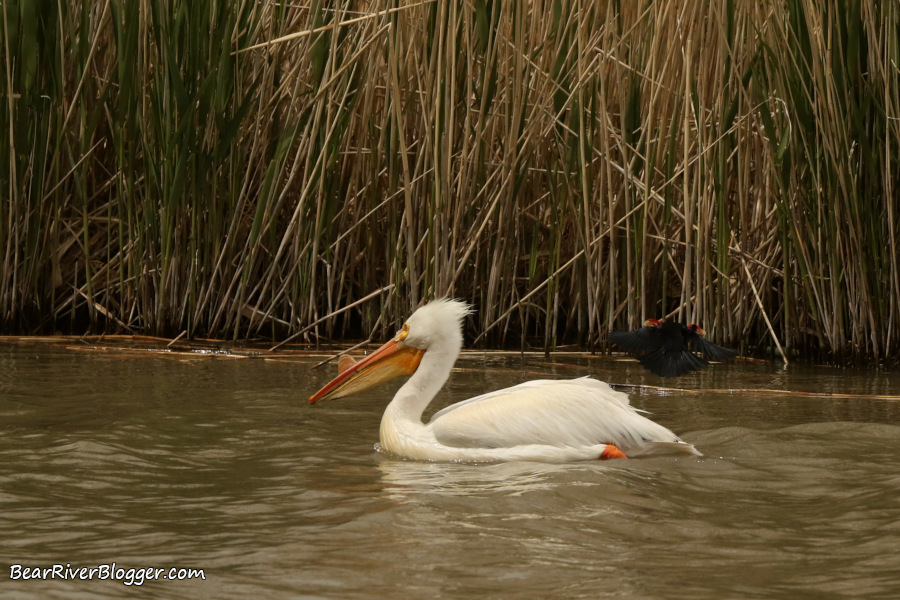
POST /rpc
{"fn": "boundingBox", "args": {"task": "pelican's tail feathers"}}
[627,441,702,458]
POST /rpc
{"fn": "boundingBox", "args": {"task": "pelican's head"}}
[401,298,471,350]
[308,299,471,404]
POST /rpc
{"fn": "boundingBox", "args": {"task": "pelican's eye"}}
[396,322,410,341]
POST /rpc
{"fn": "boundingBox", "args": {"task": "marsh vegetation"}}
[2,1,898,362]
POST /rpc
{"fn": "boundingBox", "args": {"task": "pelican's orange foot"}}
[600,445,628,460]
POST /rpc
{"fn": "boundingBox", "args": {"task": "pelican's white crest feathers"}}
[403,298,472,351]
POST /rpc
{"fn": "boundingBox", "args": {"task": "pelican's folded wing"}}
[428,377,696,456]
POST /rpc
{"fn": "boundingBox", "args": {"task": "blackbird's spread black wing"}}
[609,321,736,377]
[607,327,664,353]
[688,335,738,361]
[639,348,708,378]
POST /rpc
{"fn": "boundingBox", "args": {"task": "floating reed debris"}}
[1,1,898,363]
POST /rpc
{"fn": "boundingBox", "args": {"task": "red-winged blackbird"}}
[608,319,737,377]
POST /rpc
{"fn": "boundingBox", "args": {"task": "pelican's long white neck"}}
[377,299,469,456]
[386,336,459,423]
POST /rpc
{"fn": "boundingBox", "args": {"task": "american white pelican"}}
[309,299,701,463]
[609,319,738,377]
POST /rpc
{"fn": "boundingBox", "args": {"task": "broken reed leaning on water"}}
[2,1,898,362]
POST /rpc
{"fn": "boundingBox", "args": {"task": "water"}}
[2,342,900,599]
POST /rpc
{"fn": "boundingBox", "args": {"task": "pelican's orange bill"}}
[337,354,358,375]
[308,337,425,404]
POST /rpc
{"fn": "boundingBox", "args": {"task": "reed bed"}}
[2,0,898,362]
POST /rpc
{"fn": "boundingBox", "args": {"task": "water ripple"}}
[3,346,900,599]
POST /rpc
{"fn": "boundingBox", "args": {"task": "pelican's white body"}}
[375,300,699,462]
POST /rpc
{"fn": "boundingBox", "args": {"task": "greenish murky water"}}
[2,342,900,599]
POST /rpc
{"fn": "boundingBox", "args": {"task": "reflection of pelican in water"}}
[376,458,565,498]
[310,300,700,463]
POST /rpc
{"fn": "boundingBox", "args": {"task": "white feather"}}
[428,378,690,457]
